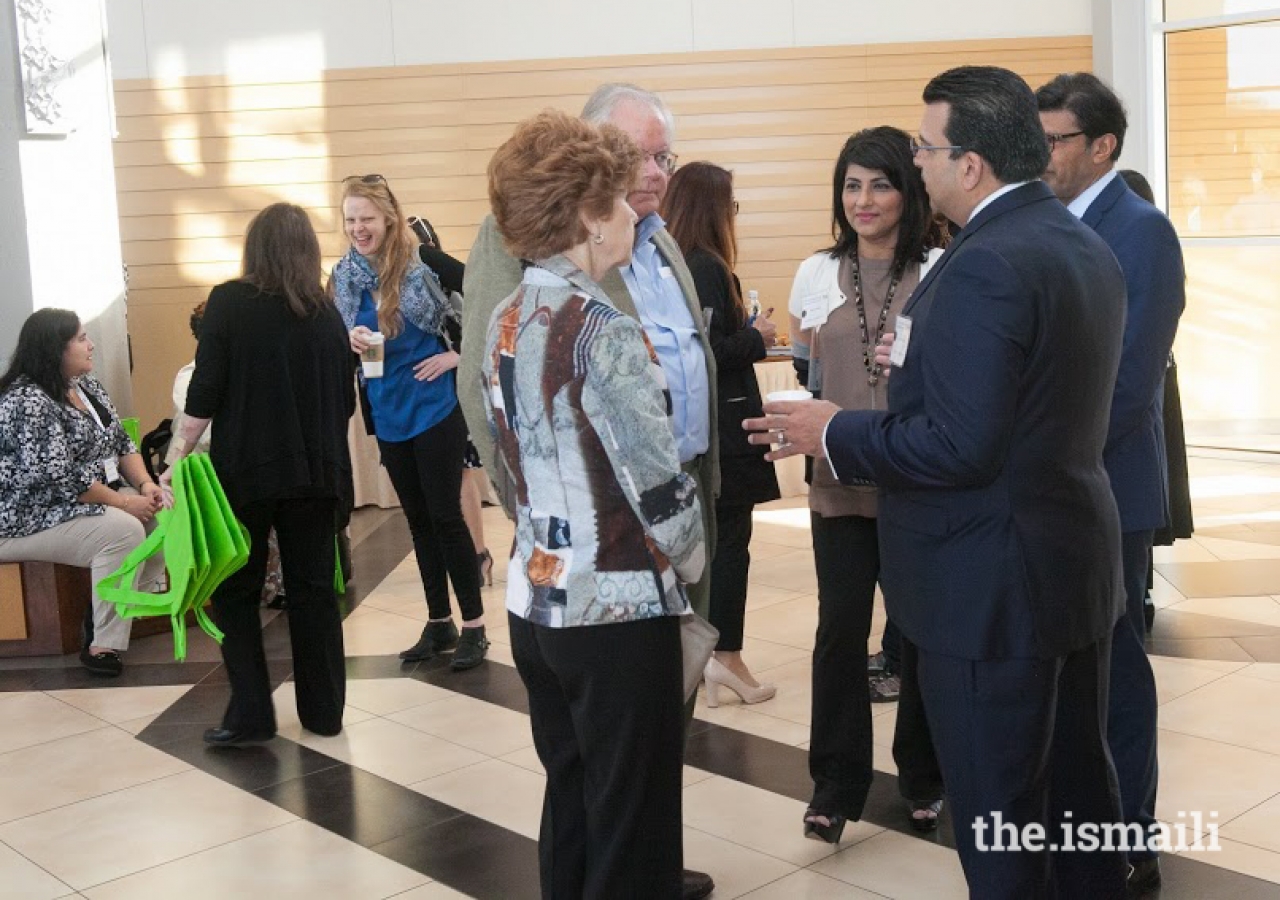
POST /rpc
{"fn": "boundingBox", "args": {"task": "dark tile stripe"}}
[371,812,542,899]
[16,508,1280,897]
[123,510,543,899]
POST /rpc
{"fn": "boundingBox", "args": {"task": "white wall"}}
[105,0,1092,81]
[1,0,132,411]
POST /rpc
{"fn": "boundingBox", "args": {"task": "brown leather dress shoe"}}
[682,867,715,900]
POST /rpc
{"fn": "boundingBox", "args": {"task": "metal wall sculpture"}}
[14,0,72,134]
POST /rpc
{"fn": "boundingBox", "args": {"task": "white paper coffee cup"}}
[764,389,811,449]
[765,389,813,404]
[361,332,386,378]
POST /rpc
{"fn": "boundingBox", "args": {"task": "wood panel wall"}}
[113,36,1091,427]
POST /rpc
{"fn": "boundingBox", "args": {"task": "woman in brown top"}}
[786,127,947,842]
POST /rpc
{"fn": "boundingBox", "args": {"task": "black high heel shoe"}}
[909,798,944,833]
[477,549,494,587]
[803,809,847,844]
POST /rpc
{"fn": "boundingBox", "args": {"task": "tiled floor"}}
[3,450,1280,898]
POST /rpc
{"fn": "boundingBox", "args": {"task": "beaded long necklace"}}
[850,253,903,387]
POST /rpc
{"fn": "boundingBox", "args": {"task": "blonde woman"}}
[331,176,487,670]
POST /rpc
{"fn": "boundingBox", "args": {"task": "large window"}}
[1158,7,1280,441]
[1166,21,1280,237]
[1165,0,1279,20]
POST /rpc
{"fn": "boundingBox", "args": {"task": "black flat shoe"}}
[79,647,122,677]
[1128,857,1161,897]
[803,808,847,844]
[203,727,274,747]
[450,625,489,671]
[681,868,715,900]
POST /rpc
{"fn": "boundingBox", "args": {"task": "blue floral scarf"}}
[331,247,449,338]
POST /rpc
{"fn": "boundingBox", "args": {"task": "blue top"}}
[356,289,456,442]
[620,213,711,464]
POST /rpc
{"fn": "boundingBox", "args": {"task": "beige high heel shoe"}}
[703,657,777,707]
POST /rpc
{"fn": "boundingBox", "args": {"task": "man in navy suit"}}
[747,66,1130,898]
[1038,72,1187,897]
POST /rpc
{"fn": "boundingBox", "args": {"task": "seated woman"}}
[0,308,164,676]
[482,110,705,898]
[165,302,211,468]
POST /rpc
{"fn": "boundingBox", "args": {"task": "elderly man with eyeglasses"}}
[459,83,718,900]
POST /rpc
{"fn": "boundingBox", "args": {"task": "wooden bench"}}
[0,561,172,657]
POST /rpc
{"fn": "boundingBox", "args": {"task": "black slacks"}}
[708,501,753,652]
[1110,529,1160,861]
[213,496,345,736]
[893,639,944,805]
[809,513,938,817]
[915,635,1128,900]
[509,612,684,900]
[379,404,482,622]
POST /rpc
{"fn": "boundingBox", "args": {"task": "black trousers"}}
[880,616,903,672]
[808,512,938,817]
[379,405,482,622]
[916,635,1127,900]
[213,496,345,736]
[708,501,753,652]
[893,639,944,805]
[510,612,684,900]
[1110,529,1160,861]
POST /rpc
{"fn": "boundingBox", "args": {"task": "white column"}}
[1092,0,1156,183]
[0,0,133,411]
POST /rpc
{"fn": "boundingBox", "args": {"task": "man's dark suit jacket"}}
[1084,175,1186,534]
[827,181,1127,661]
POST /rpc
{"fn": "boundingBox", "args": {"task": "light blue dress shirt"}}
[620,213,711,464]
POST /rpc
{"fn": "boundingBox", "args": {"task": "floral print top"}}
[482,256,706,628]
[0,374,135,537]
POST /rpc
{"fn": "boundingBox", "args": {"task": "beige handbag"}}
[681,612,720,701]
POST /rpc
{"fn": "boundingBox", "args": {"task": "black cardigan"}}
[185,280,355,512]
[687,248,780,507]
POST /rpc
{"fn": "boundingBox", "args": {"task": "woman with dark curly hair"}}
[483,110,705,899]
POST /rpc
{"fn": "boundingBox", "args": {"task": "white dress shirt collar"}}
[967,180,1034,224]
[1067,169,1119,219]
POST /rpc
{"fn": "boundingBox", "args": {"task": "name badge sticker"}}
[799,292,829,331]
[889,315,912,367]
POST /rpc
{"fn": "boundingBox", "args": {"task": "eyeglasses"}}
[910,137,965,156]
[732,199,740,215]
[1045,131,1086,150]
[343,174,387,185]
[644,151,678,175]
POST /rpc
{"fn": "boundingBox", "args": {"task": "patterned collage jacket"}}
[482,255,706,628]
[0,374,135,538]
